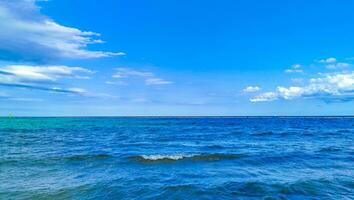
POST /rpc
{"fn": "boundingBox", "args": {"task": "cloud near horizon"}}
[250,72,354,102]
[251,57,354,103]
[0,0,125,62]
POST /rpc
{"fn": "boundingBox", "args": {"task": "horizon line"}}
[1,115,353,118]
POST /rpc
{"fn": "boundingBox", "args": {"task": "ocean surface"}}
[0,117,353,200]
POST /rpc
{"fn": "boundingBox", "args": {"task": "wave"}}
[129,153,244,163]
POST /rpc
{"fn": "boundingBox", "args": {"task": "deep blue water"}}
[0,117,353,199]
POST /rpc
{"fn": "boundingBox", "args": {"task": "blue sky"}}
[0,0,353,116]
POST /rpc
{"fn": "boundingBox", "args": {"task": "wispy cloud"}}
[318,57,337,63]
[0,64,92,95]
[111,68,173,86]
[113,68,153,78]
[317,57,351,69]
[243,86,260,93]
[250,92,277,102]
[0,65,93,83]
[284,64,303,73]
[0,0,125,62]
[145,78,173,85]
[105,80,128,86]
[325,62,350,69]
[8,97,44,102]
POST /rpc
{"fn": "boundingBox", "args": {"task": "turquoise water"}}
[0,117,353,199]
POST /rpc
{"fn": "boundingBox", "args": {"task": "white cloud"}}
[0,64,92,95]
[309,73,354,91]
[105,80,128,86]
[113,68,153,78]
[250,92,277,102]
[316,57,351,69]
[277,86,304,99]
[325,62,350,69]
[9,97,44,102]
[285,64,303,73]
[319,57,337,63]
[0,65,92,83]
[251,72,354,102]
[67,87,87,93]
[111,68,172,86]
[243,86,260,93]
[145,78,173,85]
[0,0,124,62]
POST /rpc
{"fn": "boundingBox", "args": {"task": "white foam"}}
[141,154,193,161]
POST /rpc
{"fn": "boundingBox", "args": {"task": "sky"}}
[0,0,353,116]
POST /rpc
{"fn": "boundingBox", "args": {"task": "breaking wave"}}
[129,153,244,163]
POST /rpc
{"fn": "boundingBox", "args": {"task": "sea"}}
[0,117,353,199]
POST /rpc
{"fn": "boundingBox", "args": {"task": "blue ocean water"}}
[0,117,353,199]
